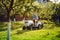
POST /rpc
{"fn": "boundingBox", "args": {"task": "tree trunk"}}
[7,11,11,40]
[7,20,11,40]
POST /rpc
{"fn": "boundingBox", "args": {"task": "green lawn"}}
[0,27,60,40]
[0,21,60,40]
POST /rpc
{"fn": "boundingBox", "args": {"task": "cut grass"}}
[0,27,60,40]
[0,21,60,40]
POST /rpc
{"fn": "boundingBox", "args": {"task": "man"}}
[32,12,38,26]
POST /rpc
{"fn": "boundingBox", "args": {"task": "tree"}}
[0,0,14,40]
[0,1,6,16]
[37,2,55,20]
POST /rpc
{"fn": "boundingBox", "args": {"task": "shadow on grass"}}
[55,24,60,27]
[16,30,30,34]
[56,33,60,38]
[0,28,7,32]
[0,22,7,32]
[56,31,60,38]
[16,29,42,35]
[54,22,60,27]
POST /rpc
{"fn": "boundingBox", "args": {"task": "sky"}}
[50,0,60,3]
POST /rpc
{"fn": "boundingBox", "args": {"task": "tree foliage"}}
[0,0,60,20]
